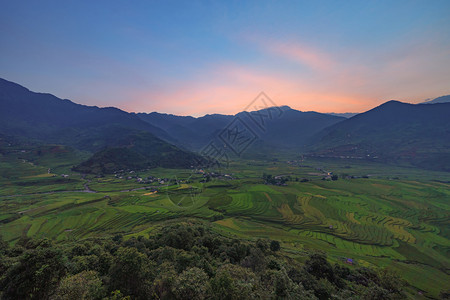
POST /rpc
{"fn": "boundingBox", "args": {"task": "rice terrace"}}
[1,149,449,297]
[1,1,450,299]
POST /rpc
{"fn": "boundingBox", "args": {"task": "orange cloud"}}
[101,35,450,116]
[119,63,376,116]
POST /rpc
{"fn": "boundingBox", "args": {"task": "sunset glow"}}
[1,1,449,116]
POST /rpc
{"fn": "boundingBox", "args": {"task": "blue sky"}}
[1,0,449,116]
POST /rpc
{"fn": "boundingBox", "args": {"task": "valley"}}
[2,3,450,298]
[0,78,449,298]
[1,148,449,298]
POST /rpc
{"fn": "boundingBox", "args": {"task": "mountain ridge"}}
[0,78,202,173]
[2,77,449,172]
[421,95,450,104]
[308,100,450,171]
[138,105,345,151]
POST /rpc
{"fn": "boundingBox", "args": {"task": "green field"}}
[1,152,449,298]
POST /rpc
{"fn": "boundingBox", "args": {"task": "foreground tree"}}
[270,240,281,252]
[0,240,65,299]
[54,270,104,300]
[172,267,209,300]
[109,247,153,299]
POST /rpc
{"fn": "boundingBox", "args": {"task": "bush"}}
[172,267,209,300]
[55,270,104,300]
[270,240,281,252]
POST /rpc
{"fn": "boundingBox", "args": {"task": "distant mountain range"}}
[326,112,359,118]
[420,95,450,104]
[137,107,345,151]
[308,100,450,171]
[0,78,201,173]
[1,77,449,172]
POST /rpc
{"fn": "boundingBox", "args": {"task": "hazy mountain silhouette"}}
[327,112,359,118]
[309,100,450,171]
[138,106,345,151]
[421,95,450,104]
[0,78,201,173]
[2,78,449,172]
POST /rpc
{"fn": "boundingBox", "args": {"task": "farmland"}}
[0,152,449,298]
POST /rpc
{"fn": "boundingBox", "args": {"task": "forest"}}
[0,220,409,300]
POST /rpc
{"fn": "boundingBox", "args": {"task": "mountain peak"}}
[383,100,405,105]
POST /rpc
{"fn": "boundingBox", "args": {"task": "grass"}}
[0,153,449,298]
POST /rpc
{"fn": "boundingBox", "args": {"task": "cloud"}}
[34,32,449,117]
[265,42,336,72]
[119,63,375,116]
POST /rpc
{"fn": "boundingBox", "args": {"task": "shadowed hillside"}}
[308,100,450,171]
[0,78,202,173]
[138,107,345,151]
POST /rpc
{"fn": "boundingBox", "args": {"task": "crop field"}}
[0,154,449,297]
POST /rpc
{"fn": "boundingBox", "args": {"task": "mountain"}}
[73,131,202,174]
[421,95,450,104]
[0,78,202,173]
[0,78,175,150]
[5,77,448,172]
[138,106,345,152]
[327,112,359,118]
[137,112,234,150]
[237,108,345,149]
[308,100,450,171]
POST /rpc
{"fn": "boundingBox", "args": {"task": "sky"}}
[1,0,450,116]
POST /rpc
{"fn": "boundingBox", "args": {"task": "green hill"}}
[74,131,203,174]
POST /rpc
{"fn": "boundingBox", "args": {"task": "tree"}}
[0,235,8,255]
[210,270,234,300]
[172,267,209,300]
[152,262,177,300]
[270,240,281,252]
[314,278,337,300]
[109,247,153,299]
[241,248,266,272]
[305,252,335,282]
[256,239,270,253]
[377,268,405,295]
[55,270,104,300]
[210,264,259,300]
[261,269,317,299]
[0,244,66,299]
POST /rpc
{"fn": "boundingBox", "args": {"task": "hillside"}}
[0,221,409,300]
[137,112,234,150]
[0,78,175,150]
[238,108,345,148]
[0,78,201,173]
[308,100,450,171]
[138,107,345,151]
[73,131,203,174]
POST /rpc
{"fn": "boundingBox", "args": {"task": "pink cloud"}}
[98,35,450,116]
[267,42,336,71]
[119,63,376,116]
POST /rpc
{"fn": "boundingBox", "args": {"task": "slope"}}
[308,100,450,171]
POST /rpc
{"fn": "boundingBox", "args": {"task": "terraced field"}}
[1,156,449,297]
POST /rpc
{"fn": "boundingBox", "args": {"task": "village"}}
[109,168,235,185]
